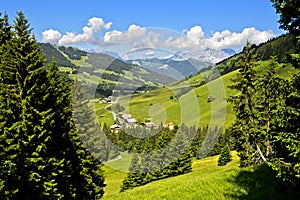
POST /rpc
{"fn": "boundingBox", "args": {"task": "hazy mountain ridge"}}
[125,57,212,79]
[119,48,236,79]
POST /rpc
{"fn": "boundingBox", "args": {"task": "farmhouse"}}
[98,97,111,104]
[120,113,132,120]
[110,124,122,133]
[164,122,176,130]
[142,122,157,128]
[125,118,137,123]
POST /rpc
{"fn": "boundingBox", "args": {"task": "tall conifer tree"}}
[0,12,105,198]
[268,0,300,185]
[229,42,259,167]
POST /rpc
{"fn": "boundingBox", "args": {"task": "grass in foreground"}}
[102,151,298,200]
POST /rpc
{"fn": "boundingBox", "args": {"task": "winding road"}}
[104,96,120,122]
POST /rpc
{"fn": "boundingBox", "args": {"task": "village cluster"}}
[98,97,176,133]
[109,113,176,133]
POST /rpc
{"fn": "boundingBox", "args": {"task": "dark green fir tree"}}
[0,12,105,199]
[267,0,300,186]
[228,42,259,167]
[218,145,232,166]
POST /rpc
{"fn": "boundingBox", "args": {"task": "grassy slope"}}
[118,68,236,128]
[94,102,115,126]
[114,61,297,129]
[97,60,300,199]
[102,151,297,200]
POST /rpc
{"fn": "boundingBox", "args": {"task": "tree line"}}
[105,124,230,191]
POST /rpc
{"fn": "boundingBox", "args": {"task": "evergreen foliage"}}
[229,15,300,186]
[121,125,193,192]
[255,34,300,62]
[228,42,260,167]
[40,43,78,69]
[267,59,300,186]
[0,12,105,199]
[270,0,300,34]
[255,57,286,161]
[58,46,87,60]
[118,125,228,191]
[218,145,232,166]
[263,0,300,186]
[72,80,120,161]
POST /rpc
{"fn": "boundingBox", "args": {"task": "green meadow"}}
[92,60,299,200]
[98,60,298,129]
[102,151,297,200]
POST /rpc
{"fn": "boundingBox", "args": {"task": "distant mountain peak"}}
[81,48,95,53]
[99,51,124,60]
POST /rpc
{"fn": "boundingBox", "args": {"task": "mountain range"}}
[40,43,175,97]
[101,48,236,79]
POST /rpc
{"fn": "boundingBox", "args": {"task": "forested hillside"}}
[214,33,300,76]
[40,43,175,97]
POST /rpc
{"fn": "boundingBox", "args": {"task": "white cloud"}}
[103,24,147,46]
[42,29,62,44]
[163,26,275,51]
[186,25,205,43]
[42,17,275,62]
[205,27,274,49]
[54,17,112,46]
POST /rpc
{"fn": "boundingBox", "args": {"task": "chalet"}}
[103,97,111,103]
[125,118,137,123]
[110,124,121,133]
[99,97,111,104]
[164,122,176,130]
[120,113,132,120]
[142,122,157,128]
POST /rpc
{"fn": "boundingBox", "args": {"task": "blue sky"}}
[1,0,283,61]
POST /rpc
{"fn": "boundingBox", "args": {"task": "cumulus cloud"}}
[44,17,113,46]
[205,27,275,49]
[163,25,275,51]
[103,24,147,46]
[186,25,205,43]
[42,29,62,44]
[42,17,275,61]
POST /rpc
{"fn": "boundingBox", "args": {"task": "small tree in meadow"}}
[218,145,232,166]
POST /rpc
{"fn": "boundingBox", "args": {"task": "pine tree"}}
[72,79,108,161]
[268,67,300,186]
[255,56,286,162]
[228,42,259,167]
[121,126,193,191]
[121,153,142,191]
[218,145,232,166]
[0,12,20,198]
[0,12,105,198]
[267,0,300,186]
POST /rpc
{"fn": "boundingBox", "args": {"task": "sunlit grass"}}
[94,101,115,126]
[102,150,298,200]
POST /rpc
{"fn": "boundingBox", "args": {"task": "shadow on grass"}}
[226,164,299,200]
